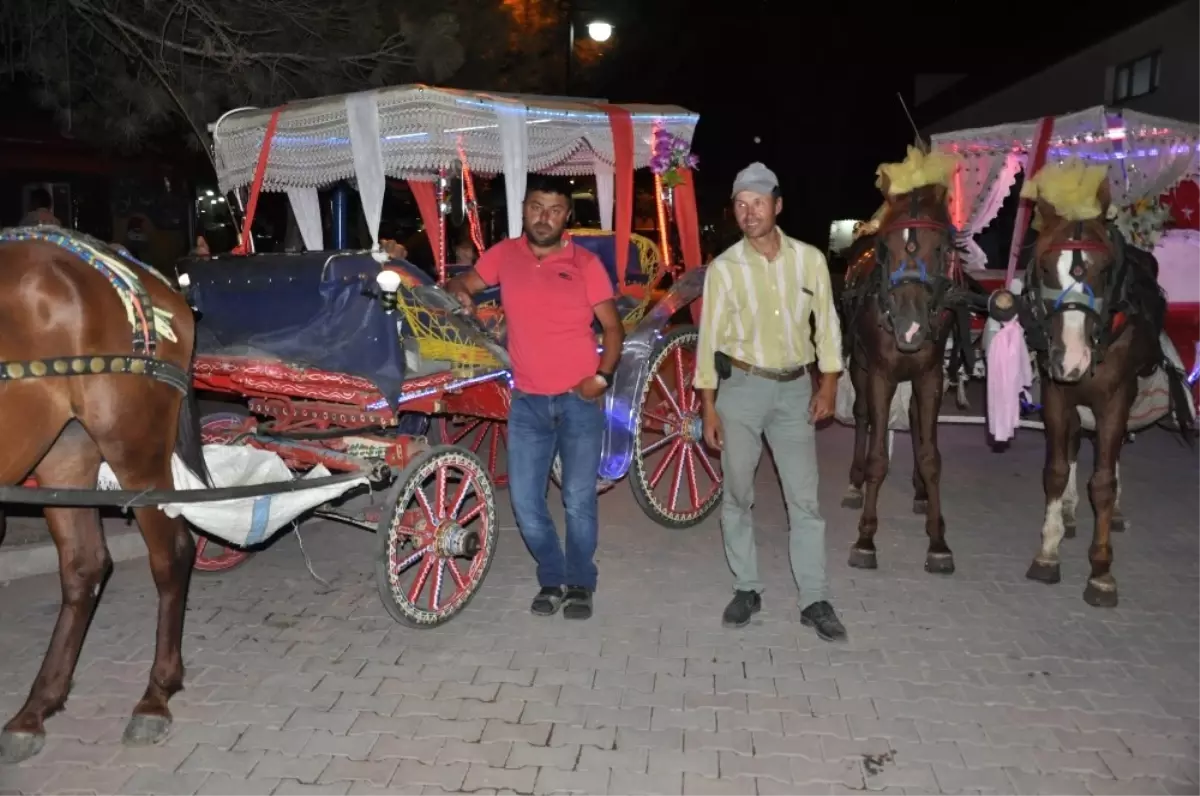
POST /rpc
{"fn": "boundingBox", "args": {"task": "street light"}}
[565,13,614,94]
[586,21,613,42]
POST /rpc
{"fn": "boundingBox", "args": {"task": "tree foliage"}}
[0,0,467,150]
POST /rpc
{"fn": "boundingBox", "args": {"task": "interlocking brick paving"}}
[0,423,1196,795]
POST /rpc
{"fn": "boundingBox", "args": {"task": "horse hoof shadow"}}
[848,547,877,570]
[912,499,928,515]
[0,730,44,765]
[924,552,955,575]
[1025,559,1061,584]
[1083,580,1119,608]
[122,714,171,747]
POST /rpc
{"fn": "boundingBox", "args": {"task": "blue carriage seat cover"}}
[181,252,417,409]
[570,233,647,294]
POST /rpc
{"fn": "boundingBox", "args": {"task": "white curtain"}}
[286,188,324,252]
[345,91,387,259]
[494,99,529,238]
[593,155,614,231]
[953,153,1022,270]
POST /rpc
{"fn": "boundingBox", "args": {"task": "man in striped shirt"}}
[695,162,847,641]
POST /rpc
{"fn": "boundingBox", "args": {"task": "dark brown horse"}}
[1017,183,1193,607]
[839,180,973,575]
[0,229,208,764]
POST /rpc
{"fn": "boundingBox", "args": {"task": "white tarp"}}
[97,445,369,548]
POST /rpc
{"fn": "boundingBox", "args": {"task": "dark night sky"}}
[584,0,1182,245]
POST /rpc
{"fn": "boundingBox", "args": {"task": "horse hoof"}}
[1083,580,1119,608]
[122,714,171,747]
[0,731,45,765]
[840,486,863,510]
[912,499,928,515]
[1063,522,1077,539]
[1112,515,1127,533]
[848,547,877,570]
[924,552,955,575]
[1025,559,1061,584]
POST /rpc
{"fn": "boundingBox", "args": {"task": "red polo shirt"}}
[475,235,614,396]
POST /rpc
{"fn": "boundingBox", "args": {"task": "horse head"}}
[873,177,956,353]
[1026,172,1127,383]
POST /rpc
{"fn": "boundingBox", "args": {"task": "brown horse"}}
[1018,185,1193,607]
[0,229,208,764]
[839,181,973,575]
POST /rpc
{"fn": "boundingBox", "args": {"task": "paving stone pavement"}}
[0,423,1196,795]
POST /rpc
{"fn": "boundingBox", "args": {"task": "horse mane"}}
[1122,242,1167,336]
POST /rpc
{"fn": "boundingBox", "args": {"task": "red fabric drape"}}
[407,179,444,281]
[597,104,635,289]
[233,107,284,255]
[673,167,702,269]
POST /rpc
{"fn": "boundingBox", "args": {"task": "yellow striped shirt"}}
[694,228,843,391]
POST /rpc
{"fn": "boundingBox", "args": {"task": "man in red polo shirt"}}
[445,175,624,620]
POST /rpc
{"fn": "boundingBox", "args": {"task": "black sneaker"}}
[531,586,564,616]
[721,590,762,628]
[562,586,593,620]
[800,600,847,642]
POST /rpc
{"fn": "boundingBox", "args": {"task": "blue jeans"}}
[507,390,605,591]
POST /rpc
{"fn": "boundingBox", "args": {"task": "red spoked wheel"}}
[192,412,253,574]
[375,445,498,627]
[435,416,508,489]
[629,325,723,528]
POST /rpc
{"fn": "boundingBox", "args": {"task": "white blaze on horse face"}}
[1055,251,1092,376]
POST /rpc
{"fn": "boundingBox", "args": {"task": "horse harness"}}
[0,227,190,394]
[1021,220,1131,365]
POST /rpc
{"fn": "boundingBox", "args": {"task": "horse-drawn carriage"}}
[178,85,722,594]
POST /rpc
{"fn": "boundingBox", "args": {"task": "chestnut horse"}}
[839,182,976,575]
[1018,189,1193,607]
[0,229,208,764]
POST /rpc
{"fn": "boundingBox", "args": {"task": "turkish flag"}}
[1161,179,1200,230]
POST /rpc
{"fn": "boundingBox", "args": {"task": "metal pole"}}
[566,19,575,95]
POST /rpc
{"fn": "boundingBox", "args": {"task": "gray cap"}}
[731,162,779,199]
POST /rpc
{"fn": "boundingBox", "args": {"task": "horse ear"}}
[1096,176,1113,216]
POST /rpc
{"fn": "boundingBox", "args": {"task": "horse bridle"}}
[872,193,955,332]
[1023,220,1129,362]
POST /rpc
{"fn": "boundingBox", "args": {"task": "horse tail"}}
[175,351,213,488]
[1164,359,1197,448]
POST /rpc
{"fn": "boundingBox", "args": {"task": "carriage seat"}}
[572,233,650,293]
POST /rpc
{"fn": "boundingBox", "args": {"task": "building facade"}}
[918,1,1198,134]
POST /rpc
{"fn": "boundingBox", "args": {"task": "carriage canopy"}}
[210,84,700,252]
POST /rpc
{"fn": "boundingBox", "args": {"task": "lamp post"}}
[565,7,614,95]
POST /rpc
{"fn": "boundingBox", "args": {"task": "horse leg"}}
[1111,461,1128,532]
[1026,384,1072,585]
[842,364,869,509]
[1082,396,1131,608]
[0,425,106,765]
[1062,421,1082,539]
[908,396,927,514]
[915,365,953,575]
[95,440,195,746]
[849,372,897,570]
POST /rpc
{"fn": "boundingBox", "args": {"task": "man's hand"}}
[380,239,408,260]
[809,375,837,424]
[702,407,724,451]
[575,375,607,400]
[444,277,477,315]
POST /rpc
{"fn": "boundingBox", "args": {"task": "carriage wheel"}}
[192,412,253,574]
[629,325,723,528]
[435,416,508,488]
[375,445,497,628]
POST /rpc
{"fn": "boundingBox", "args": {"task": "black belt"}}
[730,358,809,382]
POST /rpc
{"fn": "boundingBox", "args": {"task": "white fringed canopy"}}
[209,84,699,251]
[930,105,1200,271]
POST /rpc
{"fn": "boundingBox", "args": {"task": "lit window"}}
[1112,51,1161,102]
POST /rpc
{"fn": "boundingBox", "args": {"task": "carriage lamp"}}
[375,270,402,313]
